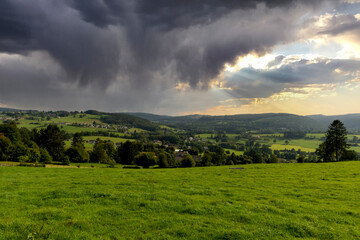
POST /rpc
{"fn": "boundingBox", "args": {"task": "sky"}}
[0,0,360,116]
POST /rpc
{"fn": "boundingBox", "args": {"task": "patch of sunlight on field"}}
[270,144,315,152]
[224,149,244,155]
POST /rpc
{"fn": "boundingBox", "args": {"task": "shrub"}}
[181,155,196,167]
[341,150,359,161]
[268,154,280,164]
[135,152,157,168]
[40,148,53,164]
[63,156,70,165]
[158,152,169,168]
[297,156,305,163]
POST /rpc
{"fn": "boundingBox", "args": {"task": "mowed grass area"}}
[1,162,360,239]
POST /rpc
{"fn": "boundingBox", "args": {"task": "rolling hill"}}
[129,113,326,133]
[308,114,360,131]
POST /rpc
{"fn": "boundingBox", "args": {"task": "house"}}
[175,151,189,161]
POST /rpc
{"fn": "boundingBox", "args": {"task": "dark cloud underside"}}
[0,0,343,113]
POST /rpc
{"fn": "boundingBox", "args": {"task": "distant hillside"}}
[128,113,325,133]
[85,110,159,131]
[0,107,24,112]
[308,114,360,131]
[127,112,173,122]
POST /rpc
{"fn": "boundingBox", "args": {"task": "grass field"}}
[224,149,244,155]
[270,144,316,152]
[16,114,102,129]
[65,136,134,150]
[1,162,360,239]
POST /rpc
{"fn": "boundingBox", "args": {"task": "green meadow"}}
[197,133,360,153]
[65,136,133,150]
[1,162,360,239]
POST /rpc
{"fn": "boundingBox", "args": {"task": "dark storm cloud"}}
[0,0,330,88]
[317,14,360,36]
[0,0,342,112]
[0,0,120,86]
[224,57,360,98]
[72,0,318,28]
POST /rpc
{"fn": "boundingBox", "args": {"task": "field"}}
[1,162,360,239]
[197,133,360,154]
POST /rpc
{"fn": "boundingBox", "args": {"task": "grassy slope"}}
[16,114,102,129]
[1,162,360,239]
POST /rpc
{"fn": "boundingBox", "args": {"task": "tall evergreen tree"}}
[316,120,349,162]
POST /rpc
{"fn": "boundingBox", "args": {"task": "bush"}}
[158,153,169,168]
[63,156,70,165]
[107,159,116,168]
[135,152,157,168]
[18,155,29,163]
[181,155,196,167]
[201,153,212,166]
[297,156,305,163]
[40,148,53,164]
[66,147,89,163]
[268,154,280,164]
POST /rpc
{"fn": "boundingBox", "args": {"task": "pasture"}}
[197,133,360,153]
[1,162,360,239]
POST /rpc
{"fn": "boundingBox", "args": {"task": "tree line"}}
[0,120,358,168]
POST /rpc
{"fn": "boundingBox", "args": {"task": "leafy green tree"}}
[12,142,28,161]
[0,122,21,143]
[166,152,176,167]
[0,135,14,161]
[244,149,264,163]
[117,141,141,165]
[66,147,89,163]
[135,152,157,168]
[341,150,358,161]
[72,133,85,148]
[90,139,110,163]
[200,152,212,166]
[40,148,52,164]
[226,153,237,165]
[39,125,65,162]
[66,133,89,163]
[316,120,349,162]
[181,154,196,167]
[188,147,199,156]
[211,146,226,166]
[296,156,305,163]
[63,155,70,165]
[28,148,41,163]
[268,154,280,163]
[158,152,169,168]
[102,142,116,160]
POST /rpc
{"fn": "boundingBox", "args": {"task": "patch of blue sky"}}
[334,3,360,15]
[273,40,344,59]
